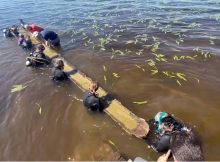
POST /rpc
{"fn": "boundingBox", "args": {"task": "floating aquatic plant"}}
[151,69,158,75]
[193,48,212,59]
[176,80,182,86]
[98,34,118,51]
[187,22,201,29]
[103,65,107,72]
[176,73,187,81]
[173,55,195,61]
[176,38,184,45]
[150,42,160,53]
[135,65,145,72]
[108,139,116,147]
[153,53,167,62]
[11,84,27,93]
[133,101,148,105]
[104,75,107,84]
[142,44,152,49]
[146,59,156,68]
[112,49,125,56]
[126,40,136,44]
[93,31,99,37]
[209,39,215,45]
[160,24,172,34]
[11,79,35,93]
[36,103,42,115]
[112,73,120,78]
[135,34,148,42]
[162,71,175,78]
[136,49,143,55]
[92,23,99,30]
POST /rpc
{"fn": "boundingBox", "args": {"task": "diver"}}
[143,112,190,153]
[83,82,104,112]
[2,25,19,38]
[136,112,204,161]
[18,34,25,46]
[10,25,19,37]
[36,30,61,48]
[18,34,32,49]
[3,28,12,38]
[24,35,33,50]
[155,131,204,162]
[19,19,44,33]
[26,44,49,67]
[52,59,68,82]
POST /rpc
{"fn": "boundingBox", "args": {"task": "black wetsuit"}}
[52,67,68,81]
[25,40,32,49]
[3,28,13,37]
[11,29,19,37]
[3,28,19,38]
[83,91,103,112]
[144,116,184,153]
[27,51,48,66]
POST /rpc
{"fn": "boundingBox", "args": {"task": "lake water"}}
[0,0,220,160]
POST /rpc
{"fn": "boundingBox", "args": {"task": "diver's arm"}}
[157,150,171,162]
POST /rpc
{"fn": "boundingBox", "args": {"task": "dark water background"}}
[0,0,220,160]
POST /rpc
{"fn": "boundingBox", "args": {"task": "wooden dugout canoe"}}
[19,28,149,138]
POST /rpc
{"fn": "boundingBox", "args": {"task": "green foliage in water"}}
[69,6,216,87]
[11,84,27,93]
[133,101,148,105]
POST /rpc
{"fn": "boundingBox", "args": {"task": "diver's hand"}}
[90,90,99,96]
[157,150,171,162]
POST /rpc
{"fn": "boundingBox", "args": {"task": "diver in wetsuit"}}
[18,34,25,46]
[52,60,68,82]
[3,25,19,38]
[3,28,13,38]
[18,34,32,49]
[41,30,60,47]
[83,82,104,112]
[24,35,33,50]
[26,44,49,67]
[19,19,44,33]
[144,112,189,153]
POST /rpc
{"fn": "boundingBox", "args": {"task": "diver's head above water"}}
[35,44,45,53]
[89,81,99,94]
[83,81,104,112]
[56,59,64,70]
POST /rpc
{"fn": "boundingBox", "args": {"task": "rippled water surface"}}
[0,0,220,160]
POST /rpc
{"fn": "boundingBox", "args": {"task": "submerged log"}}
[94,143,125,161]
